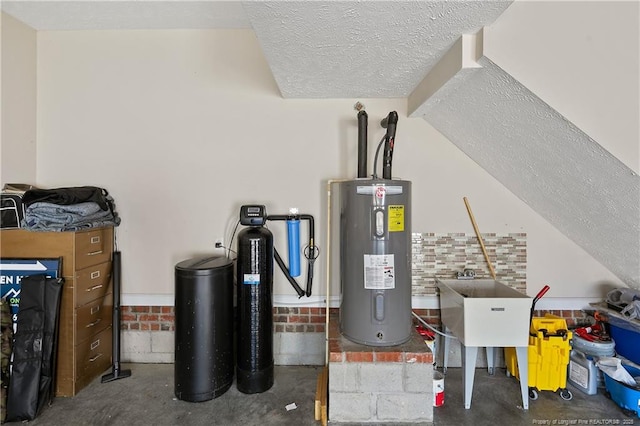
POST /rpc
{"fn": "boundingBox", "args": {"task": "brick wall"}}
[121,306,328,364]
[120,305,591,364]
[121,307,592,336]
[273,307,325,333]
[121,306,175,331]
[121,306,326,332]
[532,309,593,328]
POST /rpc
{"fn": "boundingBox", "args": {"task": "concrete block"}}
[123,330,151,354]
[275,332,324,366]
[151,330,174,354]
[329,392,373,422]
[359,363,403,393]
[279,332,324,356]
[273,331,282,354]
[376,393,432,422]
[328,363,359,392]
[123,331,174,363]
[123,351,173,363]
[275,352,324,365]
[276,353,305,365]
[404,362,433,393]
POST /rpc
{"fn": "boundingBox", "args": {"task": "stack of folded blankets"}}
[21,186,121,232]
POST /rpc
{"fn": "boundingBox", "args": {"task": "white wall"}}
[33,28,623,303]
[1,12,37,185]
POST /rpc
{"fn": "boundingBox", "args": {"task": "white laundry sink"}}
[436,279,532,347]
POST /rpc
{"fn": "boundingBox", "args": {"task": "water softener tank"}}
[174,256,234,401]
[236,226,274,393]
[339,179,412,346]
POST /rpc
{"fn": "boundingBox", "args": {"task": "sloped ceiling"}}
[242,1,511,98]
[2,0,638,288]
[409,38,640,288]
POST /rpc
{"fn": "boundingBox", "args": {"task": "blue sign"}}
[1,258,62,329]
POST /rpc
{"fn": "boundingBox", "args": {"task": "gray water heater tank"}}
[339,179,412,346]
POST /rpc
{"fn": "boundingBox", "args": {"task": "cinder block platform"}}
[328,311,434,424]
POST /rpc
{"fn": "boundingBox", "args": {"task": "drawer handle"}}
[89,353,103,362]
[90,271,101,279]
[87,250,103,256]
[86,284,103,292]
[90,339,100,350]
[86,318,101,328]
[91,236,101,244]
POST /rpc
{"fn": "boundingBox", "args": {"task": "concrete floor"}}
[19,364,637,426]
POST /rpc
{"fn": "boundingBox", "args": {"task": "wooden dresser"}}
[1,227,114,396]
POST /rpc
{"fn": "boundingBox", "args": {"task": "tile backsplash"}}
[411,232,527,296]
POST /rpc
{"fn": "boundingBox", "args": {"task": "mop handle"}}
[463,197,496,279]
[534,285,550,304]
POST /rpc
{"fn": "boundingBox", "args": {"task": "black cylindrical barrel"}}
[174,256,233,402]
[236,226,274,394]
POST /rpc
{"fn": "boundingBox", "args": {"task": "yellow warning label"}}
[388,205,404,232]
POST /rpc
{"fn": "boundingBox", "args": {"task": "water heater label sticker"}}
[363,254,395,289]
[243,274,260,285]
[388,205,404,232]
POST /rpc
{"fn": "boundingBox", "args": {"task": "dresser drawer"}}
[76,327,112,381]
[76,294,112,344]
[75,262,112,307]
[75,228,113,270]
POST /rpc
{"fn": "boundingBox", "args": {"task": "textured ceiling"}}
[243,1,511,98]
[1,0,512,98]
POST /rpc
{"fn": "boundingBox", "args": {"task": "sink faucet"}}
[456,269,476,280]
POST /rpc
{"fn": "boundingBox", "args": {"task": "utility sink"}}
[436,278,532,409]
[436,279,532,347]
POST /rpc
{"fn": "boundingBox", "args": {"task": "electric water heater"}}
[339,178,412,346]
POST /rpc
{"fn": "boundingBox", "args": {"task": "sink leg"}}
[515,346,529,410]
[486,347,495,375]
[461,345,478,409]
[443,326,451,374]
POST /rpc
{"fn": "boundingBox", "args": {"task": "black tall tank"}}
[174,256,233,402]
[236,226,274,394]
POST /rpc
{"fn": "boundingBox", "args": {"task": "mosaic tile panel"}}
[412,233,527,296]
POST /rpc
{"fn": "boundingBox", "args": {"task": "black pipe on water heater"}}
[357,110,368,178]
[381,111,398,180]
